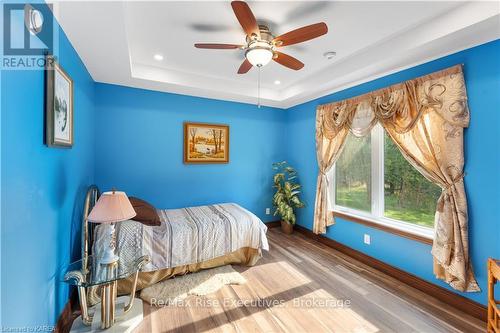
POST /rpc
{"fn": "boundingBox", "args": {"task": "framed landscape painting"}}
[184,122,229,164]
[45,56,73,147]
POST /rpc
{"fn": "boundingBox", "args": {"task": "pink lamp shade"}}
[87,191,136,223]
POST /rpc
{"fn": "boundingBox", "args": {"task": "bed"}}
[82,186,269,303]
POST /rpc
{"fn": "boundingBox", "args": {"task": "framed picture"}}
[184,122,229,164]
[45,55,73,147]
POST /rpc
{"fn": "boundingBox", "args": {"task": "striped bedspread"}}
[94,203,269,272]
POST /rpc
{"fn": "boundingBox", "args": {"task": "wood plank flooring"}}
[135,228,485,333]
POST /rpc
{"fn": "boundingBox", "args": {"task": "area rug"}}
[140,265,246,305]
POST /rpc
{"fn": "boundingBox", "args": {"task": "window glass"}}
[335,133,371,212]
[383,133,441,227]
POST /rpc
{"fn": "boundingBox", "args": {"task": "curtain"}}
[314,65,479,292]
[313,103,351,234]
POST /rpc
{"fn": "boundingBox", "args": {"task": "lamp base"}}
[100,223,119,264]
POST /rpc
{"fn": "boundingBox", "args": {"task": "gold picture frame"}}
[184,122,229,164]
[45,55,73,148]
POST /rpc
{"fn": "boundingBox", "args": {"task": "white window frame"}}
[329,124,434,240]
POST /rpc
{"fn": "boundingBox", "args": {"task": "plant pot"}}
[280,220,294,234]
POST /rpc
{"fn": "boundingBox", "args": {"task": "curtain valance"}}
[314,65,479,292]
[317,65,470,140]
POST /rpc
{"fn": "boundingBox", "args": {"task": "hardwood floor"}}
[135,228,485,333]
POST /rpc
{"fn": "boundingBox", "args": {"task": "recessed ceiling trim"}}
[49,1,499,109]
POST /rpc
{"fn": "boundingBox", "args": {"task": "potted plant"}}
[272,161,305,234]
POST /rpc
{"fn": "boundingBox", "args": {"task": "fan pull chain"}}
[257,65,261,108]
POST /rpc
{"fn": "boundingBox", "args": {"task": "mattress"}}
[93,203,269,272]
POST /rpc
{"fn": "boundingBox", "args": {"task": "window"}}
[335,133,371,212]
[330,124,441,238]
[383,133,441,228]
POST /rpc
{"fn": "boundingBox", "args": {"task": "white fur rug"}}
[140,265,246,306]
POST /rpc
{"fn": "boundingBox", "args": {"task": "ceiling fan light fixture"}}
[246,48,273,67]
[194,1,328,74]
[245,42,273,67]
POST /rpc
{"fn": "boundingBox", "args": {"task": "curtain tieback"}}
[443,171,465,192]
[437,172,465,212]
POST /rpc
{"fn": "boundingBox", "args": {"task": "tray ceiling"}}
[50,1,500,108]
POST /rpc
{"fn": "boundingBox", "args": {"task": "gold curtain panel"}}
[314,65,480,292]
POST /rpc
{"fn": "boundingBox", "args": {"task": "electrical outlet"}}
[265,208,271,215]
[364,234,371,245]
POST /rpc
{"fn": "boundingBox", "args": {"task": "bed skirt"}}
[88,247,261,305]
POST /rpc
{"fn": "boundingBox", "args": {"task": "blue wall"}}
[285,39,500,305]
[0,5,95,328]
[94,84,286,222]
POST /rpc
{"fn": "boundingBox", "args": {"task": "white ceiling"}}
[50,1,500,108]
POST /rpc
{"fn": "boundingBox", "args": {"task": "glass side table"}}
[63,254,150,331]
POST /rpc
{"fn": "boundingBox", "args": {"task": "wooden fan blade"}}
[231,1,260,39]
[237,59,252,74]
[273,22,328,47]
[194,43,242,49]
[273,52,304,70]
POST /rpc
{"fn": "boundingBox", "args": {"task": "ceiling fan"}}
[194,1,328,74]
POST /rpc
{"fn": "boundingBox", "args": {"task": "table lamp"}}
[87,190,136,264]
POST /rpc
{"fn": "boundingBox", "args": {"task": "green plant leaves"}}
[272,161,305,225]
